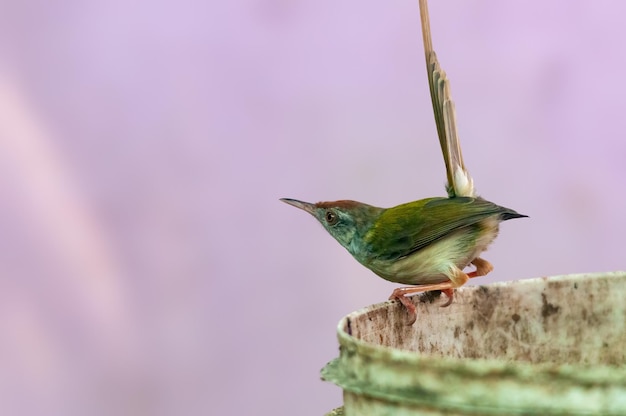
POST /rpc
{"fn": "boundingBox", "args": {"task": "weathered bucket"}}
[322,271,626,415]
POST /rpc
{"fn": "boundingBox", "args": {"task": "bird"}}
[280,0,526,325]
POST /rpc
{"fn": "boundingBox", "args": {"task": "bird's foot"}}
[388,281,458,325]
[389,289,418,326]
[440,288,454,307]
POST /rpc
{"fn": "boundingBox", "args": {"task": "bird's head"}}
[280,198,383,254]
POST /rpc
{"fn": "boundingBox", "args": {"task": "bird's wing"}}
[367,198,505,261]
[420,0,474,198]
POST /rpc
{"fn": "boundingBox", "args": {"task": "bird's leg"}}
[389,268,469,325]
[389,283,453,325]
[438,266,470,308]
[444,259,494,306]
[467,257,493,278]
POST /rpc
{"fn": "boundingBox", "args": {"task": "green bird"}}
[281,0,526,325]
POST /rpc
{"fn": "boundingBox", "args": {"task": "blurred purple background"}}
[0,0,625,415]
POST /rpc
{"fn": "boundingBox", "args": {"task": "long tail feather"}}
[419,0,474,198]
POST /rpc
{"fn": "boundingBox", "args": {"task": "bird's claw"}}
[389,290,417,326]
[440,288,454,307]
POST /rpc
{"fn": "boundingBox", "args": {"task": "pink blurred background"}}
[0,1,625,415]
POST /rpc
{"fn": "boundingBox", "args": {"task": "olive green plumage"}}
[364,197,523,262]
[279,196,526,286]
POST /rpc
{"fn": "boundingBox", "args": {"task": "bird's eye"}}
[325,211,338,225]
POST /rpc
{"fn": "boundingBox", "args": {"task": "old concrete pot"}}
[322,271,626,415]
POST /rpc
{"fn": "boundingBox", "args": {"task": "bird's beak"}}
[280,198,315,215]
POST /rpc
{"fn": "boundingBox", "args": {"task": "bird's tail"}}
[500,211,529,222]
[419,0,475,198]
